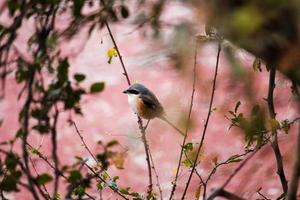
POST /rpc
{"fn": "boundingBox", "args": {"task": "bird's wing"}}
[140,93,164,114]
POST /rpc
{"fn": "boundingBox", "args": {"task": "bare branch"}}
[181,41,221,199]
[169,40,198,200]
[266,65,288,194]
[257,188,271,200]
[146,142,163,200]
[51,105,60,196]
[138,118,153,197]
[221,148,259,189]
[73,121,98,165]
[100,0,154,195]
[25,143,96,200]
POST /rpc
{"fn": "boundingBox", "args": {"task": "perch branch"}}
[101,1,154,195]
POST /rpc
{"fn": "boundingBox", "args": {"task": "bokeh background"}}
[0,0,299,199]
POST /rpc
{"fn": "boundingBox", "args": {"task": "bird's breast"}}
[127,94,138,113]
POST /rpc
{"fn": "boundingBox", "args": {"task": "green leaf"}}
[15,69,28,83]
[96,181,103,190]
[57,59,69,85]
[120,187,130,195]
[97,153,109,170]
[46,34,58,49]
[74,73,86,82]
[0,171,21,192]
[68,170,82,184]
[112,176,119,182]
[31,147,39,154]
[90,82,105,93]
[8,0,19,16]
[106,140,119,148]
[32,124,49,134]
[73,0,84,17]
[15,128,24,138]
[5,152,19,171]
[73,185,85,197]
[35,173,53,185]
[100,171,109,180]
[0,174,18,191]
[182,159,193,168]
[183,143,193,152]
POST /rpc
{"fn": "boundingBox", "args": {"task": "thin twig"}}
[104,20,131,85]
[138,118,153,197]
[221,148,259,189]
[73,121,98,164]
[266,65,288,194]
[169,41,198,200]
[28,156,51,200]
[257,188,271,200]
[25,143,96,200]
[82,162,129,200]
[21,67,39,200]
[203,149,254,198]
[181,42,221,200]
[51,105,60,196]
[148,142,163,200]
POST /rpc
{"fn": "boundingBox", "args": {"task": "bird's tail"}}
[160,115,185,136]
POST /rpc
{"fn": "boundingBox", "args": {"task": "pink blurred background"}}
[0,1,299,199]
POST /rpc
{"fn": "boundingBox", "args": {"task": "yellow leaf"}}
[107,47,118,64]
[269,118,280,131]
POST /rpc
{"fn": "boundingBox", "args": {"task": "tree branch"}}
[266,65,288,194]
[101,1,154,196]
[181,41,221,199]
[148,142,163,200]
[25,143,96,200]
[169,40,198,200]
[51,105,60,196]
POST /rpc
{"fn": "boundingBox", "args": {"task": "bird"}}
[123,83,184,135]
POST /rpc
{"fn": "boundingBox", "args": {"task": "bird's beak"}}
[123,90,128,94]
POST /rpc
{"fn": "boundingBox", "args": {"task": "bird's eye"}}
[127,89,139,94]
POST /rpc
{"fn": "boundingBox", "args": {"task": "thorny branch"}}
[169,40,198,200]
[181,41,221,200]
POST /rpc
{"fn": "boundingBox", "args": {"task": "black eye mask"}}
[126,89,139,95]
